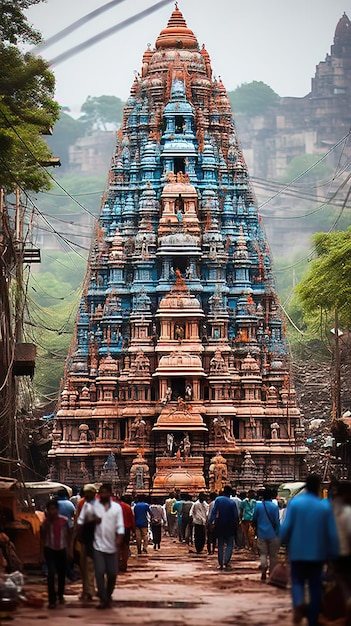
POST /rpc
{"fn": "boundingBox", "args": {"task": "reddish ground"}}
[4,537,344,626]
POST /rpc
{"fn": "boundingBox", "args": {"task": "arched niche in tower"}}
[175,115,185,134]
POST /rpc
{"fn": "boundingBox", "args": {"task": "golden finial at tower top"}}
[175,1,178,8]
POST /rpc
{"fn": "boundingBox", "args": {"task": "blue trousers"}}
[290,561,323,626]
[217,535,234,567]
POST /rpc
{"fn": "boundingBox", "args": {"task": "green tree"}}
[0,0,42,45]
[296,228,351,328]
[281,153,334,185]
[79,95,124,130]
[228,81,279,117]
[0,0,59,192]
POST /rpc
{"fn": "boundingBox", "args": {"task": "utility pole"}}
[14,187,25,344]
[332,308,342,421]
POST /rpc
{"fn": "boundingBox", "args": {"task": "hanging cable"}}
[48,0,173,65]
[258,130,351,209]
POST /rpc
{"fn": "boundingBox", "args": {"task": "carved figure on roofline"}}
[209,451,228,493]
[166,171,176,183]
[167,432,174,456]
[185,384,192,401]
[175,324,185,342]
[210,349,226,372]
[240,450,257,484]
[133,351,150,373]
[213,415,235,444]
[78,423,89,442]
[271,422,280,439]
[130,415,147,440]
[176,396,186,412]
[162,386,172,405]
[128,451,150,492]
[179,432,191,459]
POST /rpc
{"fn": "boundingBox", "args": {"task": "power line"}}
[48,0,173,65]
[258,130,351,210]
[32,0,129,52]
[0,108,101,221]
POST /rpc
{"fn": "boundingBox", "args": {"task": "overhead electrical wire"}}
[47,0,173,66]
[0,108,100,221]
[0,156,89,265]
[32,0,129,52]
[258,130,351,210]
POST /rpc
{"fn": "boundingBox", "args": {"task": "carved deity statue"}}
[175,324,185,342]
[213,415,235,444]
[240,450,257,484]
[209,451,228,493]
[162,385,172,405]
[176,396,186,412]
[78,423,89,442]
[167,432,174,456]
[127,451,150,493]
[185,384,192,401]
[270,422,280,439]
[135,466,144,489]
[180,433,191,459]
[210,349,225,372]
[130,415,147,440]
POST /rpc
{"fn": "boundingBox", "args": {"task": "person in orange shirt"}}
[117,494,135,571]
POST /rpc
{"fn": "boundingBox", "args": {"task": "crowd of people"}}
[39,475,351,626]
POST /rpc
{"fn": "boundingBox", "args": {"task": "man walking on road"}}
[252,487,280,581]
[41,499,72,609]
[165,492,177,537]
[190,492,209,554]
[280,474,339,626]
[76,483,98,601]
[133,494,151,554]
[209,486,239,569]
[78,483,124,609]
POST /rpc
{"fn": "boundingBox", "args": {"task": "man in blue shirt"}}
[133,495,151,555]
[209,486,239,569]
[171,495,185,542]
[252,488,280,581]
[280,474,339,626]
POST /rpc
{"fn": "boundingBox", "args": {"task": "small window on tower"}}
[175,115,185,133]
[174,157,185,173]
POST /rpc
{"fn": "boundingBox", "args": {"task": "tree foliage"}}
[27,249,87,399]
[281,153,334,185]
[228,81,279,117]
[0,1,59,192]
[79,95,124,130]
[0,0,43,45]
[296,228,351,328]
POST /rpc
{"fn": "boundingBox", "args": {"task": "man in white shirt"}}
[189,492,209,554]
[78,483,124,609]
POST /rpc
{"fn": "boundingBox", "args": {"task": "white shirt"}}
[78,500,124,553]
[77,499,98,523]
[189,500,209,525]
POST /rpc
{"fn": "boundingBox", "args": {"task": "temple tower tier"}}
[49,4,306,493]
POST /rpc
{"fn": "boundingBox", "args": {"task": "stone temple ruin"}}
[49,4,306,494]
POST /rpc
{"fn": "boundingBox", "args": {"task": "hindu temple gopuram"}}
[49,4,306,494]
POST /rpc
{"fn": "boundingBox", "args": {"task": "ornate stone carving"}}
[209,451,228,493]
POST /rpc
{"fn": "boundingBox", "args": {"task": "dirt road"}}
[6,537,299,626]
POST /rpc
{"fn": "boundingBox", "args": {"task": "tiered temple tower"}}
[49,4,306,493]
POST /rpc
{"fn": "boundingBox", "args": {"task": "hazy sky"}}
[25,0,347,117]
